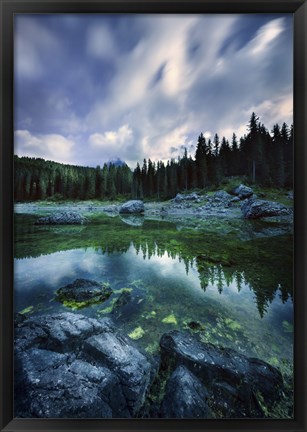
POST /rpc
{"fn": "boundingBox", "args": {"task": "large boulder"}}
[119,200,145,214]
[160,331,285,418]
[35,212,86,225]
[160,366,214,418]
[84,332,151,415]
[55,278,112,308]
[15,313,152,418]
[241,199,292,219]
[232,184,254,199]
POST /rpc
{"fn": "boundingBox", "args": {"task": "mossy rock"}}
[56,278,112,309]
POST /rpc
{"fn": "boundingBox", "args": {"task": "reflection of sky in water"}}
[14,243,293,368]
[14,243,292,319]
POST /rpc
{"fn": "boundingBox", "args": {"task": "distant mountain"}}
[108,158,126,167]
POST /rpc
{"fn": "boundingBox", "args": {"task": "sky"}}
[14,14,293,168]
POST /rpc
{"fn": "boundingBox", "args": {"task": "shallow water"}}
[14,211,293,377]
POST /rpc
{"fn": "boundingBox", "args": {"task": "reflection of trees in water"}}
[95,237,292,318]
[195,258,292,318]
[15,215,292,317]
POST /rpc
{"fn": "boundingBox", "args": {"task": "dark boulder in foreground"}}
[119,200,145,214]
[35,212,86,225]
[55,278,112,307]
[232,184,254,199]
[161,366,214,418]
[15,312,152,418]
[159,330,285,418]
[15,313,288,419]
[241,198,292,219]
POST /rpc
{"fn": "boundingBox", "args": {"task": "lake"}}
[14,208,293,382]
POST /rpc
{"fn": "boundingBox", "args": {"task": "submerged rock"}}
[15,312,152,418]
[232,184,254,199]
[161,366,214,418]
[159,330,285,418]
[55,278,112,308]
[35,212,86,225]
[241,199,292,219]
[119,200,144,214]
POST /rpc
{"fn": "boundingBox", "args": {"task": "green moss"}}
[97,297,118,314]
[255,391,269,416]
[224,318,242,331]
[128,326,145,340]
[62,300,89,310]
[282,320,293,333]
[142,310,157,320]
[113,287,133,294]
[19,305,34,315]
[145,341,159,355]
[268,357,280,367]
[162,313,177,325]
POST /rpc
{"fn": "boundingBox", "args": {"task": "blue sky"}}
[14,14,293,168]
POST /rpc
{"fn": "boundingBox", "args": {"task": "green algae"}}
[19,305,34,315]
[224,318,242,331]
[145,341,160,355]
[282,320,293,333]
[162,313,177,325]
[97,297,118,315]
[128,326,145,340]
[113,287,133,294]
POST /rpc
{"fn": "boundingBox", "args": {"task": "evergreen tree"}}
[195,133,208,188]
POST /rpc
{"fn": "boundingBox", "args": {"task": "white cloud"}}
[15,130,75,163]
[88,125,135,163]
[86,25,117,59]
[248,18,285,56]
[89,124,133,148]
[244,93,293,129]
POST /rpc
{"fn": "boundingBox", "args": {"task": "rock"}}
[15,349,124,418]
[15,312,152,418]
[35,212,86,225]
[55,278,112,308]
[111,290,145,322]
[119,200,144,214]
[173,193,200,203]
[120,215,144,226]
[241,199,292,219]
[15,312,112,352]
[233,184,253,199]
[287,191,293,200]
[159,331,284,417]
[84,332,151,415]
[160,366,214,418]
[213,190,232,202]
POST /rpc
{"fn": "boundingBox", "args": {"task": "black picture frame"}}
[0,0,306,431]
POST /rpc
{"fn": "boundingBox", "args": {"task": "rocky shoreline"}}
[15,311,290,419]
[15,184,293,224]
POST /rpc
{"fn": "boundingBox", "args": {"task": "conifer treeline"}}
[14,113,293,202]
[14,159,132,201]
